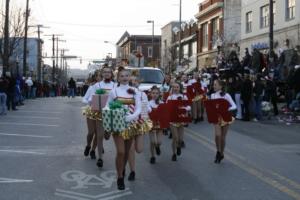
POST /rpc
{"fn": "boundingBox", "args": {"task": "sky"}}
[10,0,203,69]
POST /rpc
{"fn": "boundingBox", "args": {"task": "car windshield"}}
[138,69,164,84]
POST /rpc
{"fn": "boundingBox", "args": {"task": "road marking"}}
[61,170,116,189]
[15,110,62,114]
[0,149,45,155]
[0,122,59,127]
[186,128,300,200]
[55,188,132,200]
[2,116,61,120]
[0,177,33,183]
[0,132,52,138]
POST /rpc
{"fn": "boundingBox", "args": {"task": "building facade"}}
[195,0,241,68]
[161,21,180,73]
[116,31,161,67]
[0,37,42,77]
[173,21,198,74]
[240,0,300,54]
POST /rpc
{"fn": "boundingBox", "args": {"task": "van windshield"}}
[138,69,164,84]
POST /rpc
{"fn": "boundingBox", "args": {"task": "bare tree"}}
[0,6,26,74]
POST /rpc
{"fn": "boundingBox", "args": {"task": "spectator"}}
[68,77,76,98]
[241,73,253,121]
[253,74,265,121]
[6,72,17,111]
[25,77,33,99]
[0,76,8,115]
[264,75,279,116]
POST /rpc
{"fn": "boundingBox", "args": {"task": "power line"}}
[44,20,163,28]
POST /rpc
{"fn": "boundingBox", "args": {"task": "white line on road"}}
[99,191,132,200]
[15,110,62,114]
[0,132,52,138]
[2,116,61,120]
[54,192,89,200]
[0,122,59,127]
[0,177,33,183]
[55,188,132,199]
[0,150,45,155]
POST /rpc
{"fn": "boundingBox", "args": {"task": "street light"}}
[104,41,121,64]
[147,20,154,66]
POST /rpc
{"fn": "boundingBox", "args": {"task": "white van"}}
[124,66,164,92]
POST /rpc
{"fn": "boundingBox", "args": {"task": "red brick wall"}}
[199,0,223,12]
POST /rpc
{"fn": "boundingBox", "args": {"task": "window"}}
[273,1,276,24]
[202,23,208,50]
[183,44,189,58]
[260,2,276,28]
[191,42,197,56]
[148,47,153,58]
[260,5,269,28]
[286,0,295,20]
[246,11,252,33]
[212,18,219,49]
[137,46,142,53]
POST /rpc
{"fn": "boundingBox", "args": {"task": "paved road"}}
[0,97,299,200]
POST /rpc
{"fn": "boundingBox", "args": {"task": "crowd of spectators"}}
[0,73,81,115]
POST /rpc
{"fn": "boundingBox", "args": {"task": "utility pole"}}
[29,25,50,82]
[3,0,10,75]
[269,0,274,58]
[178,0,182,68]
[44,34,63,82]
[23,0,30,76]
[56,39,66,83]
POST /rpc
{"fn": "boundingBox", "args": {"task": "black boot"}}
[90,150,96,160]
[96,158,103,168]
[172,154,177,161]
[214,151,221,164]
[117,178,125,190]
[84,146,91,157]
[150,156,156,164]
[155,146,161,156]
[176,147,181,156]
[128,171,135,181]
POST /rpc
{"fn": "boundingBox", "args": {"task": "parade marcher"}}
[211,79,236,163]
[82,72,101,160]
[188,71,205,123]
[89,66,116,168]
[167,82,191,161]
[106,67,142,190]
[148,86,164,164]
[127,74,152,181]
[181,74,189,95]
[160,74,172,137]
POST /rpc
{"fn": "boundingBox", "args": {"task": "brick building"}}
[195,0,241,68]
[116,31,161,67]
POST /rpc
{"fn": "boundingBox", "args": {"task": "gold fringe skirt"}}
[82,106,102,121]
[111,120,153,140]
[218,116,235,127]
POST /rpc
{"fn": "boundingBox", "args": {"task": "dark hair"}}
[151,86,161,104]
[215,79,226,97]
[117,66,128,87]
[101,66,114,80]
[172,81,183,94]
